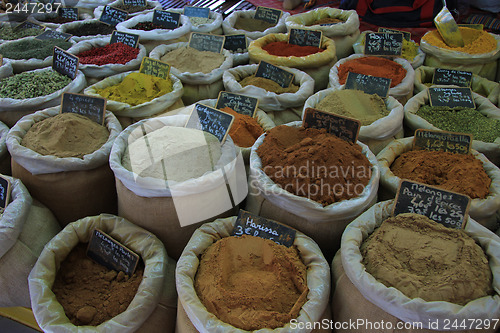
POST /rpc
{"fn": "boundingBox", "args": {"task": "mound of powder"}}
[122,126,222,182]
[195,235,308,330]
[361,213,493,305]
[239,75,299,94]
[233,17,276,32]
[337,56,406,88]
[21,113,109,159]
[220,107,264,147]
[160,46,225,74]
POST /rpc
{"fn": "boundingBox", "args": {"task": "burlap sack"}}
[0,58,13,78]
[404,88,500,165]
[222,64,315,125]
[246,121,380,260]
[335,200,500,332]
[94,0,162,19]
[0,120,10,175]
[6,106,122,226]
[57,19,115,43]
[420,31,500,81]
[227,36,252,67]
[28,214,168,333]
[285,8,360,59]
[249,33,337,92]
[0,176,60,307]
[414,65,500,107]
[29,11,94,30]
[329,54,415,105]
[149,42,232,105]
[303,87,404,155]
[176,216,331,333]
[222,10,290,41]
[168,8,223,36]
[377,137,500,230]
[110,115,246,260]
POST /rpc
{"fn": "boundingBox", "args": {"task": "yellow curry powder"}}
[422,27,497,54]
[96,72,173,106]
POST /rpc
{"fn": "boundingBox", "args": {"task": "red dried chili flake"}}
[77,42,140,66]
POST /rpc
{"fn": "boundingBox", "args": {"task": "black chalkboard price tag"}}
[58,7,79,21]
[364,32,403,56]
[0,176,11,213]
[254,6,282,24]
[185,103,234,143]
[432,68,472,88]
[413,129,472,154]
[52,46,79,80]
[288,28,322,48]
[139,57,170,80]
[184,6,210,18]
[232,210,296,247]
[60,93,106,125]
[378,27,411,41]
[87,229,140,277]
[99,6,128,26]
[255,61,294,89]
[392,180,470,229]
[188,32,225,53]
[223,34,247,53]
[36,29,72,41]
[152,10,180,29]
[110,30,139,48]
[302,108,360,143]
[345,72,391,98]
[123,0,147,7]
[15,21,45,31]
[428,87,475,109]
[216,91,259,117]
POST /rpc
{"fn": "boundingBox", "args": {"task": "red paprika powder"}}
[263,41,324,57]
[77,42,140,66]
[337,56,406,88]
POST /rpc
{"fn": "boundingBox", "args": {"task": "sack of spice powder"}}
[329,54,415,105]
[6,106,122,226]
[420,28,500,82]
[29,11,94,30]
[404,88,500,165]
[149,42,233,105]
[110,114,244,260]
[377,137,500,230]
[168,8,223,36]
[0,176,60,307]
[414,65,500,107]
[176,215,331,333]
[303,87,404,155]
[249,33,337,92]
[334,200,500,332]
[28,213,173,333]
[285,8,360,60]
[0,67,86,127]
[0,58,13,79]
[66,37,147,84]
[223,64,315,126]
[222,9,290,41]
[94,0,162,19]
[0,120,11,175]
[116,12,192,53]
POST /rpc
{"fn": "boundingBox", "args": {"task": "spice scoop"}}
[434,0,464,47]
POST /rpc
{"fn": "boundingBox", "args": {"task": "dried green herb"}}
[0,69,72,99]
[0,26,41,40]
[0,38,72,60]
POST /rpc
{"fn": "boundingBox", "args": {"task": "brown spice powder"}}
[220,107,264,147]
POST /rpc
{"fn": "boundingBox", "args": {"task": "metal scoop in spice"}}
[434,0,464,47]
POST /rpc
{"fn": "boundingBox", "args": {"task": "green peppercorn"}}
[0,26,41,40]
[0,69,72,99]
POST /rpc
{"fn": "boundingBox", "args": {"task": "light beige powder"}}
[160,46,225,74]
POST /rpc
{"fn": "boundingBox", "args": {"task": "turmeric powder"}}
[422,27,497,54]
[220,107,264,147]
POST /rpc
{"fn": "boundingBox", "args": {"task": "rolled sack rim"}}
[222,10,290,41]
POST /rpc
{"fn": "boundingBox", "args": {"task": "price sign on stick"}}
[223,34,247,52]
[432,68,472,87]
[99,6,128,26]
[52,46,79,80]
[123,0,147,7]
[110,30,139,48]
[255,61,294,89]
[139,57,170,80]
[184,6,210,18]
[428,87,475,109]
[0,176,11,213]
[36,29,72,41]
[378,27,411,41]
[58,7,79,21]
[61,93,106,125]
[364,32,403,56]
[288,28,322,48]
[185,103,234,143]
[152,10,180,29]
[216,91,258,117]
[254,6,282,24]
[302,108,360,144]
[188,33,225,53]
[0,55,3,67]
[413,129,472,154]
[15,21,45,31]
[345,72,391,98]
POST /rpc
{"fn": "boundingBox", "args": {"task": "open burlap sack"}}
[168,8,223,36]
[176,216,331,333]
[303,87,404,155]
[249,33,337,92]
[0,176,59,307]
[404,88,500,165]
[28,214,170,333]
[57,19,114,43]
[222,64,315,125]
[222,10,290,41]
[94,0,162,19]
[246,121,380,260]
[29,11,94,30]
[6,106,122,226]
[334,200,500,332]
[414,65,500,107]
[285,8,360,59]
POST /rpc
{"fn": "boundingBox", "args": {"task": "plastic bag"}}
[249,33,337,91]
[285,8,360,59]
[303,87,404,155]
[168,8,223,35]
[222,64,315,125]
[57,19,114,42]
[340,200,500,330]
[377,137,500,230]
[222,10,290,41]
[94,0,162,19]
[176,216,331,333]
[28,214,167,333]
[84,70,184,118]
[420,31,500,81]
[404,88,500,165]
